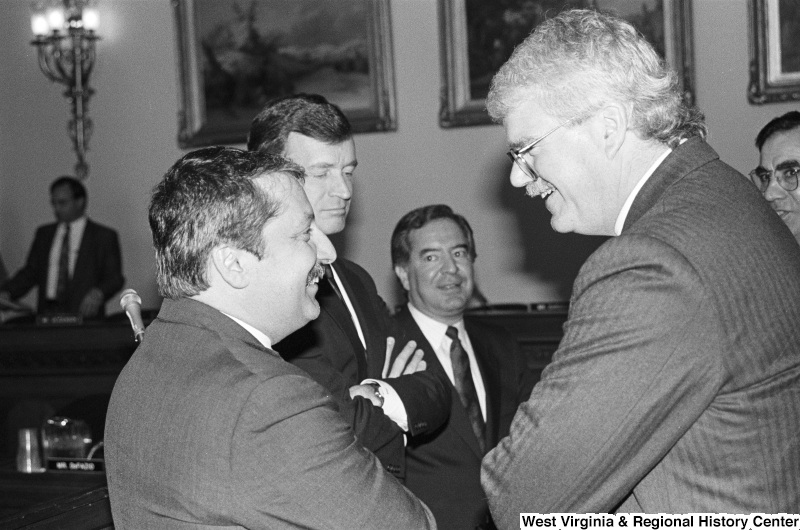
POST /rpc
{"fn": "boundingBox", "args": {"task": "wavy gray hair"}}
[487,9,706,147]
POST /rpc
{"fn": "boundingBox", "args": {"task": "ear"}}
[598,102,629,159]
[394,265,410,291]
[210,245,249,289]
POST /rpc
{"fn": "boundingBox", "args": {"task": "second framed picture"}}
[439,0,695,128]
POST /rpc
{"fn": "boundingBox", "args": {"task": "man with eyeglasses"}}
[481,9,800,521]
[752,111,800,244]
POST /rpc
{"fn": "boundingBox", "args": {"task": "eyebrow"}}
[776,159,800,169]
[307,159,358,170]
[418,243,469,255]
[509,136,538,152]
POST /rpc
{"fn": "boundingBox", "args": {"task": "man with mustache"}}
[247,94,451,480]
[390,204,534,530]
[481,9,800,520]
[751,111,800,244]
[104,147,435,528]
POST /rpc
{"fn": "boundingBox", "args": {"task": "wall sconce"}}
[30,0,99,179]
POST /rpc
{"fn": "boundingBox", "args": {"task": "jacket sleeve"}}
[232,373,436,530]
[278,328,408,479]
[481,235,725,522]
[1,227,48,299]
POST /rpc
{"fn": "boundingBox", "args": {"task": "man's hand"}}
[381,337,427,379]
[78,288,104,317]
[349,384,382,406]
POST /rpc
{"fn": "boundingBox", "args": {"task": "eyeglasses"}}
[507,118,575,181]
[749,162,800,193]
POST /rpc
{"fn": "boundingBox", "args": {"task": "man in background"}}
[105,147,435,529]
[391,204,533,530]
[751,110,800,244]
[247,94,450,480]
[481,9,800,520]
[0,176,123,318]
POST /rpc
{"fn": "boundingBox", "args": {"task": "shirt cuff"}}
[361,378,409,432]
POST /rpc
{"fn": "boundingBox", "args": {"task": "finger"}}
[388,340,417,378]
[417,360,427,371]
[382,337,395,379]
[402,350,426,375]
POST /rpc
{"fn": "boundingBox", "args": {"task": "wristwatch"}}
[365,382,385,407]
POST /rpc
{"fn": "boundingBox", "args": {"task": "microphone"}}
[119,289,145,343]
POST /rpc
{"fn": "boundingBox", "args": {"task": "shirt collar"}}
[613,148,672,236]
[222,312,272,350]
[407,302,465,345]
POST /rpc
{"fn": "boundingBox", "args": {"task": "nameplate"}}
[37,314,83,326]
[46,458,104,472]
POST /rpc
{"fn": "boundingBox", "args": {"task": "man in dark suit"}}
[390,204,533,530]
[480,9,800,522]
[0,176,123,317]
[247,95,451,479]
[750,111,800,244]
[105,147,435,529]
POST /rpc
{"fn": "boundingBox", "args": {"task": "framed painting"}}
[173,0,397,148]
[439,0,696,127]
[748,0,800,104]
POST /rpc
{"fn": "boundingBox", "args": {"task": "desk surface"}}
[0,466,106,522]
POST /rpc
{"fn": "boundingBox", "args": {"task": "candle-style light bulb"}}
[45,6,65,33]
[31,13,49,36]
[82,6,99,31]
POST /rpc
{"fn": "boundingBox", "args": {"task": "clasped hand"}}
[348,337,426,406]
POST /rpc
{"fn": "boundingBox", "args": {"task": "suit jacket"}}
[482,139,800,524]
[275,258,451,479]
[394,306,534,530]
[105,297,435,529]
[2,219,124,316]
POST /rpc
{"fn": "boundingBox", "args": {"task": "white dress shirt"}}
[46,216,87,299]
[407,303,487,419]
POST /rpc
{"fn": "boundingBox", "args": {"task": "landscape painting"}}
[175,0,396,147]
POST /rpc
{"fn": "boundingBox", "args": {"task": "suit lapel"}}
[624,138,719,232]
[334,261,381,354]
[397,307,485,458]
[325,261,368,380]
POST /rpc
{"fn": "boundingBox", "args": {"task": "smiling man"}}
[481,9,800,521]
[390,204,533,530]
[247,94,451,481]
[105,147,435,529]
[752,111,800,243]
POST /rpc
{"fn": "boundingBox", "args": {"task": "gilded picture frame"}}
[748,0,800,104]
[439,0,696,128]
[173,0,397,148]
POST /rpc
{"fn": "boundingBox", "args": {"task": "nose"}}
[509,163,533,188]
[441,254,458,274]
[763,178,787,201]
[312,224,337,264]
[329,172,352,200]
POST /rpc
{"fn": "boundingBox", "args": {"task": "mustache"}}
[306,263,325,286]
[525,179,555,199]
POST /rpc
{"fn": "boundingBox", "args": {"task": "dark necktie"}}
[320,264,368,381]
[55,223,71,306]
[446,326,486,453]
